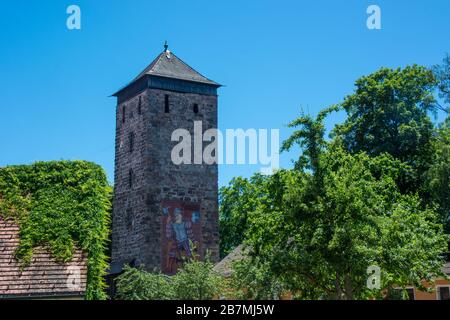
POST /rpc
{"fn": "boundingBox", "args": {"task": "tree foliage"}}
[115,266,175,300]
[0,161,111,300]
[432,53,450,111]
[426,118,450,232]
[116,254,224,300]
[219,175,268,258]
[219,65,449,299]
[234,122,447,299]
[333,66,437,193]
[172,256,224,300]
[230,253,286,300]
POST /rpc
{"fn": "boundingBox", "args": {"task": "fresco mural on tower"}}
[161,200,202,274]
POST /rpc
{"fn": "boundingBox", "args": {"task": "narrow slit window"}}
[193,103,199,114]
[122,105,126,123]
[164,95,170,113]
[129,168,134,189]
[129,132,135,153]
[126,208,133,230]
[138,96,142,115]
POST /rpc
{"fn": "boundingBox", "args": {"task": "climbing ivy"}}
[0,160,111,300]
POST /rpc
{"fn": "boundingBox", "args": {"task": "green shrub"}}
[116,255,224,300]
[116,266,175,300]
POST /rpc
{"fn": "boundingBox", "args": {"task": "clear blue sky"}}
[0,0,449,186]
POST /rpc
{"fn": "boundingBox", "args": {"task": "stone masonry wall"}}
[111,87,219,272]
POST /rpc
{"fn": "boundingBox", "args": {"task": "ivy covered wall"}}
[0,161,111,300]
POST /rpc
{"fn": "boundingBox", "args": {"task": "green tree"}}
[234,110,448,300]
[282,105,340,193]
[218,65,449,300]
[428,54,450,230]
[333,66,437,193]
[219,175,268,258]
[432,53,450,111]
[426,118,450,232]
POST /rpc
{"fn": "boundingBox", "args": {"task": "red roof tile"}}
[0,217,87,299]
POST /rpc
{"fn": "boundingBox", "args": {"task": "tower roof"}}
[113,44,220,97]
[134,49,220,86]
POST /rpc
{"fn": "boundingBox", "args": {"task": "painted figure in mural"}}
[165,208,195,273]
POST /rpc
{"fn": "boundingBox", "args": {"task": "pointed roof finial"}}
[164,41,169,52]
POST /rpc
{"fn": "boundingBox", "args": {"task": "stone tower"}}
[110,44,221,274]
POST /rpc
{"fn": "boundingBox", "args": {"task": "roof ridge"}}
[170,52,218,85]
[133,51,165,82]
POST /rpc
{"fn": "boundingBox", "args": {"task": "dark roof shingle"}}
[134,50,220,86]
[112,48,220,97]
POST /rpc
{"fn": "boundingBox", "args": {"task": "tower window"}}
[129,132,135,154]
[164,94,170,113]
[122,105,126,123]
[193,103,199,114]
[138,96,142,115]
[126,208,133,230]
[128,168,134,189]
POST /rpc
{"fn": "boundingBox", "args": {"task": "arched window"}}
[193,103,199,114]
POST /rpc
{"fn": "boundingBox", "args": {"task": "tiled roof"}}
[0,217,87,299]
[213,245,248,277]
[443,262,450,275]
